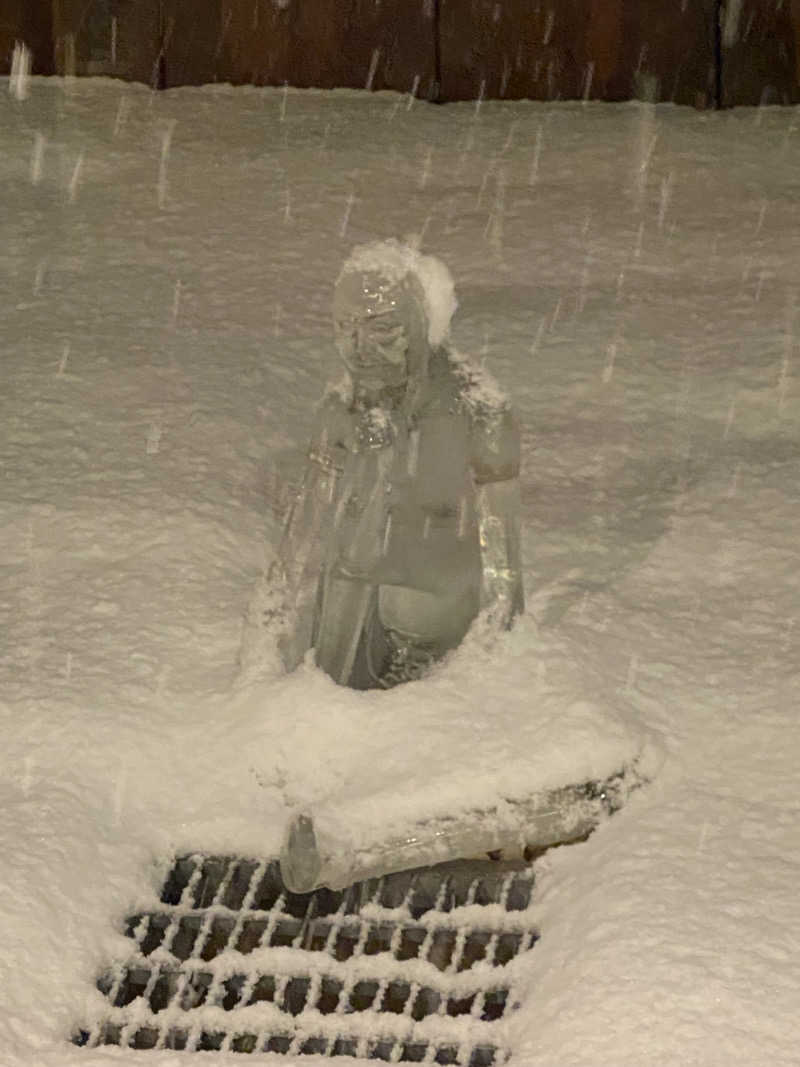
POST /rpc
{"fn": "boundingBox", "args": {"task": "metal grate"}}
[73,854,538,1062]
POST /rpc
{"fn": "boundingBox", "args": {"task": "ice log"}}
[280,763,645,894]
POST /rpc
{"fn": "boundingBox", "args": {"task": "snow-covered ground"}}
[2,77,799,1066]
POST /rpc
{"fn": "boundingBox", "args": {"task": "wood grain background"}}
[2,0,798,107]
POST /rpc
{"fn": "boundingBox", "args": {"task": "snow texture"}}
[1,76,799,1067]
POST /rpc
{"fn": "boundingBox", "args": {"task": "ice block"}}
[280,771,635,894]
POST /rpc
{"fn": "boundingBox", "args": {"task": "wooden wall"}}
[2,0,798,107]
[48,0,160,85]
[1,0,53,75]
[207,0,437,95]
[722,0,798,106]
[438,0,715,105]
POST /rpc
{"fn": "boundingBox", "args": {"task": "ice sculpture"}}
[280,775,633,893]
[267,240,523,689]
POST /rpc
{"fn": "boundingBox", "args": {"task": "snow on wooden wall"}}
[2,0,798,107]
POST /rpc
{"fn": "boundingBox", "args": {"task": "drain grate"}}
[74,854,538,1062]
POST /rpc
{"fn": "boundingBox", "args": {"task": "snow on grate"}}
[73,854,538,1063]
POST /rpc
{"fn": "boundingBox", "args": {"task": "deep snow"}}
[1,76,799,1066]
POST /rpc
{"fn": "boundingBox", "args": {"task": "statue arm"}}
[476,478,524,627]
[277,435,341,590]
[471,406,524,630]
[270,400,346,671]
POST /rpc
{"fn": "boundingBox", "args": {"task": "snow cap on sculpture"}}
[338,238,458,346]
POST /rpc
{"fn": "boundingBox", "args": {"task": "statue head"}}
[333,269,427,407]
[333,240,457,408]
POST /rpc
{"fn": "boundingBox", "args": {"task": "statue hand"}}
[480,590,515,635]
[261,561,290,628]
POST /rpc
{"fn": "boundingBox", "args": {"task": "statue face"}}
[333,272,411,397]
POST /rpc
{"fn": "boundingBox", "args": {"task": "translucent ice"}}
[280,772,637,894]
[265,240,523,689]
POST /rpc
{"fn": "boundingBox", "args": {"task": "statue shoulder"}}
[441,347,521,483]
[307,384,353,464]
[423,345,507,412]
[314,382,351,432]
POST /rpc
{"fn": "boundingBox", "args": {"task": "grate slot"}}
[379,871,418,910]
[504,874,533,912]
[446,992,476,1017]
[494,933,523,967]
[469,1048,499,1067]
[180,970,213,1010]
[301,1036,330,1056]
[191,857,228,907]
[428,929,457,970]
[130,1026,160,1050]
[112,966,150,1008]
[160,856,198,905]
[132,912,170,955]
[403,1043,431,1063]
[434,1045,459,1065]
[316,976,344,1013]
[411,987,441,1021]
[234,916,269,952]
[231,1032,259,1053]
[481,990,509,1022]
[221,974,247,1010]
[369,1038,398,1061]
[364,922,396,956]
[250,973,279,1005]
[247,863,283,911]
[332,1037,359,1057]
[349,979,380,1013]
[396,924,427,961]
[163,1027,189,1050]
[202,915,238,960]
[197,1031,226,1051]
[457,930,492,971]
[169,914,203,960]
[149,968,180,1013]
[382,980,412,1014]
[282,976,312,1015]
[223,859,261,910]
[332,927,361,961]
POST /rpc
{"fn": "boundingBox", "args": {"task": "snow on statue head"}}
[333,240,458,404]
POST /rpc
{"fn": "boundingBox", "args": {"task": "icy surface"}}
[1,77,800,1065]
[276,241,525,689]
[339,239,458,346]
